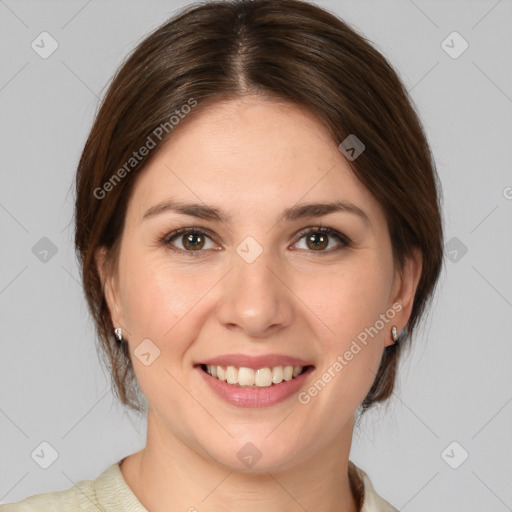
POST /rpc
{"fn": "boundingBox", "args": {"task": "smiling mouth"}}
[198,364,313,388]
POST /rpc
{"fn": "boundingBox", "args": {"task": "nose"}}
[214,246,295,339]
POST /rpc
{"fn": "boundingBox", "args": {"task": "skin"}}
[96,95,422,512]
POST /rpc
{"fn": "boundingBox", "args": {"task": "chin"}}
[197,433,309,475]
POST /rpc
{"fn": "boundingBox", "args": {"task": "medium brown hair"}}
[74,0,443,419]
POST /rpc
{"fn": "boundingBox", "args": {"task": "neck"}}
[121,412,360,512]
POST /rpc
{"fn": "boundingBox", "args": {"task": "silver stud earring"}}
[114,327,123,341]
[391,326,399,342]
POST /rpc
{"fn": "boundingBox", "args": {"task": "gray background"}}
[1,0,511,510]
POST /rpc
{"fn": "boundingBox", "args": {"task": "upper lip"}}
[197,354,314,370]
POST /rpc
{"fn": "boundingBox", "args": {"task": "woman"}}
[0,0,443,510]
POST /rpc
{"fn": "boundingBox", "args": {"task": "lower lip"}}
[195,365,314,408]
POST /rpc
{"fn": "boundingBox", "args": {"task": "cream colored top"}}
[0,459,398,511]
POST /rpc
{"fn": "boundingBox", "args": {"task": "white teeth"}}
[226,366,238,384]
[204,364,306,388]
[255,368,272,387]
[272,366,283,384]
[217,366,226,382]
[238,367,255,386]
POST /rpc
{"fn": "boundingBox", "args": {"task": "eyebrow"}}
[142,198,370,224]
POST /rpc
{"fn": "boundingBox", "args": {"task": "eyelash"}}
[160,226,351,256]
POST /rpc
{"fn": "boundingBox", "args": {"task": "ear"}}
[95,246,125,330]
[385,248,423,347]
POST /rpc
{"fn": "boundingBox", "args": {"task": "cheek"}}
[302,258,393,340]
[296,253,394,403]
[119,249,217,350]
[117,252,213,411]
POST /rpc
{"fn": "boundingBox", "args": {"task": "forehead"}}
[126,96,384,226]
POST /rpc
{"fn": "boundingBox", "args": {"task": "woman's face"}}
[99,96,419,472]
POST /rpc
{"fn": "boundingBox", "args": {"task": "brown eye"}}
[294,227,351,253]
[305,232,329,251]
[182,232,206,250]
[164,228,217,253]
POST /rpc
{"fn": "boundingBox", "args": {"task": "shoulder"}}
[0,481,97,512]
[0,460,147,512]
[0,464,115,512]
[353,464,399,512]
